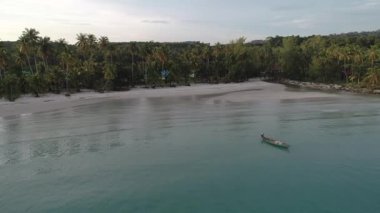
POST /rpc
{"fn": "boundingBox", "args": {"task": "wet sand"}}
[0,80,337,118]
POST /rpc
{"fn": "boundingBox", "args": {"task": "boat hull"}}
[261,135,290,149]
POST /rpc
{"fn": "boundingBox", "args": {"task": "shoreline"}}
[0,80,338,118]
[280,79,380,95]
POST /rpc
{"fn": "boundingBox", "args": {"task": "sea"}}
[1,87,380,212]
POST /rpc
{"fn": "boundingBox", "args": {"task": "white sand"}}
[0,80,337,118]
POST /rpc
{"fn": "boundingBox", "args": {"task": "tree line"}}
[0,28,380,101]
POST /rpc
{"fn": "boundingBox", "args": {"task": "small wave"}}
[321,109,340,113]
[20,113,32,117]
[0,112,33,121]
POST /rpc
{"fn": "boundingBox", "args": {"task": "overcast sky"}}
[0,0,379,43]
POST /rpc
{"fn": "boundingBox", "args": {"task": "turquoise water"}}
[1,89,380,212]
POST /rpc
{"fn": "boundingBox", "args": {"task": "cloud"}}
[268,17,315,31]
[349,0,380,10]
[0,0,379,43]
[359,0,380,8]
[272,2,315,11]
[141,20,170,24]
[49,18,91,26]
[291,18,314,29]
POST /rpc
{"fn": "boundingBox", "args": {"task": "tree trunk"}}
[207,57,210,82]
[26,54,33,74]
[66,64,70,94]
[144,62,148,86]
[44,57,49,72]
[131,53,134,87]
[34,55,38,74]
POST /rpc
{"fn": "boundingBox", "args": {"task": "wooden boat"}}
[261,134,290,149]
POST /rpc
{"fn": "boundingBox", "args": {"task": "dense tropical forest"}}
[1,28,380,101]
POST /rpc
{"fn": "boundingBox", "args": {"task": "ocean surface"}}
[1,88,380,212]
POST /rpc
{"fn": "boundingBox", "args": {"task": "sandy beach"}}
[0,80,337,118]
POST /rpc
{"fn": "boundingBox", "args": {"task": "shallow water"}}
[1,89,380,212]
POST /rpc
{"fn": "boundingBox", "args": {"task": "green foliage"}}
[224,37,253,82]
[25,73,47,97]
[1,29,380,101]
[363,67,380,89]
[279,37,307,80]
[45,66,64,93]
[2,73,21,101]
[104,63,116,90]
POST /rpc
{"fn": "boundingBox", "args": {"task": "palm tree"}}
[0,48,7,80]
[87,34,97,49]
[211,43,225,82]
[98,36,109,50]
[98,36,116,90]
[56,38,69,56]
[98,36,113,64]
[223,37,251,82]
[368,46,379,68]
[57,38,67,45]
[351,46,365,83]
[18,36,33,74]
[37,36,52,72]
[135,43,151,87]
[201,45,211,82]
[24,28,39,41]
[175,49,192,84]
[144,54,157,86]
[128,42,139,87]
[59,51,75,95]
[337,46,352,83]
[153,46,168,75]
[189,46,202,81]
[364,67,380,89]
[76,33,88,58]
[19,28,40,73]
[15,52,26,72]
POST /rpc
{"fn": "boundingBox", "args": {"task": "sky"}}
[0,0,379,44]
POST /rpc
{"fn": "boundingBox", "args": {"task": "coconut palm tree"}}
[18,36,33,74]
[59,51,75,95]
[201,45,211,82]
[368,46,379,68]
[211,43,225,82]
[98,36,114,64]
[19,28,40,73]
[15,52,26,72]
[0,48,7,80]
[56,38,69,57]
[351,46,365,83]
[81,34,97,59]
[153,47,168,72]
[337,46,353,83]
[134,43,151,87]
[188,46,203,81]
[76,33,88,58]
[37,36,52,72]
[364,67,380,89]
[127,42,139,87]
[98,36,109,50]
[87,34,97,49]
[98,36,116,90]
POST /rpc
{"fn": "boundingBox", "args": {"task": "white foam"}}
[20,113,32,117]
